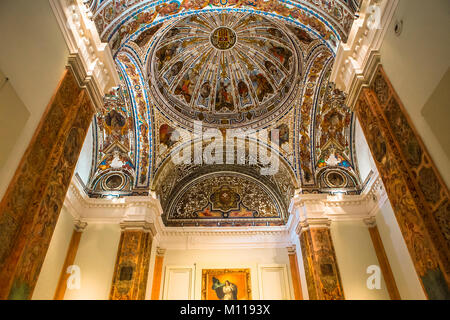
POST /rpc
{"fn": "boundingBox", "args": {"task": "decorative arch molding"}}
[87,0,358,54]
[294,42,360,193]
[163,170,289,227]
[295,43,332,184]
[152,139,299,214]
[152,135,299,179]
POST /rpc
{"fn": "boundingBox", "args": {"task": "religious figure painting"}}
[202,269,252,300]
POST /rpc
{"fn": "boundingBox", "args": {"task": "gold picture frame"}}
[201,268,252,300]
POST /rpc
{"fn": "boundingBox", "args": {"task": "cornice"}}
[65,172,389,248]
[120,221,156,236]
[330,0,399,109]
[49,0,120,110]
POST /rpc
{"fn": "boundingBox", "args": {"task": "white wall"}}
[331,220,390,300]
[355,119,377,183]
[32,206,75,300]
[160,248,294,300]
[74,123,94,186]
[380,0,450,187]
[64,223,121,300]
[0,0,69,200]
[375,201,426,300]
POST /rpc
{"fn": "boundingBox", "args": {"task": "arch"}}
[115,51,154,188]
[90,0,358,56]
[163,170,288,227]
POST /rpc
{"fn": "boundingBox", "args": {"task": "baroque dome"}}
[148,12,303,128]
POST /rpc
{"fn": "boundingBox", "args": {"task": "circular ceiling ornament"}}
[101,172,127,191]
[148,12,302,129]
[324,170,347,188]
[210,27,237,50]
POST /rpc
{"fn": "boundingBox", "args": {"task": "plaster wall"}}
[0,0,69,199]
[374,200,426,300]
[64,223,121,300]
[380,0,450,186]
[331,220,390,300]
[160,248,294,300]
[32,206,74,300]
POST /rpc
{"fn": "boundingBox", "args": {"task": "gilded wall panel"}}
[356,66,450,299]
[299,227,345,300]
[110,230,153,300]
[0,70,94,299]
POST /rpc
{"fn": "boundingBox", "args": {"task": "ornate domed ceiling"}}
[83,2,364,227]
[148,13,301,128]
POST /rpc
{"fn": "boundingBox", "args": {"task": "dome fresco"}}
[84,5,362,226]
[148,13,302,128]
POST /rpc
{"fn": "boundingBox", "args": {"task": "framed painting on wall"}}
[201,269,252,300]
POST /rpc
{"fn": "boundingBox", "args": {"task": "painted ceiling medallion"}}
[149,12,301,128]
[210,185,240,212]
[210,27,237,50]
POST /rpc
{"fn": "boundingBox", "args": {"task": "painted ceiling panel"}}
[82,5,363,226]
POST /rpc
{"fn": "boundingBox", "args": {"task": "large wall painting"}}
[202,269,252,300]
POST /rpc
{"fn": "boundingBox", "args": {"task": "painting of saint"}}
[174,68,199,103]
[268,44,292,69]
[237,80,252,108]
[267,28,283,39]
[275,123,289,146]
[202,269,252,300]
[134,24,162,47]
[215,78,234,111]
[104,109,127,138]
[197,81,211,108]
[200,81,211,98]
[212,279,238,300]
[165,27,180,38]
[264,60,283,84]
[288,26,314,44]
[238,80,249,98]
[320,109,345,147]
[250,71,273,102]
[165,61,183,84]
[156,42,181,70]
[159,123,178,148]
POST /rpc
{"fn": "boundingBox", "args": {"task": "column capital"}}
[156,247,166,257]
[287,245,297,255]
[296,218,331,235]
[363,216,377,228]
[49,0,120,110]
[120,221,156,237]
[74,219,88,232]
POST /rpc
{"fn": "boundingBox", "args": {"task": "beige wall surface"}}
[380,0,450,186]
[375,201,426,300]
[74,123,94,186]
[64,223,121,300]
[32,206,74,300]
[161,248,294,300]
[331,221,390,300]
[0,0,69,199]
